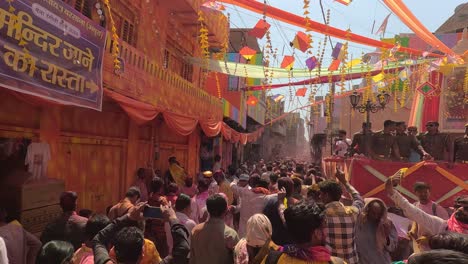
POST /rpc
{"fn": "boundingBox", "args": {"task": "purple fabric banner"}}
[0,0,106,110]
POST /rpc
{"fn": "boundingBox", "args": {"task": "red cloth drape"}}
[163,112,199,136]
[200,121,223,137]
[421,72,442,128]
[104,89,160,125]
[220,0,442,58]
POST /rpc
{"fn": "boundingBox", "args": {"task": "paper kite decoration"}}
[328,59,341,71]
[291,32,311,52]
[305,56,318,70]
[416,82,437,96]
[281,56,295,70]
[295,87,307,97]
[239,46,257,61]
[249,19,271,39]
[372,73,385,83]
[271,94,285,102]
[201,1,226,10]
[246,95,259,106]
[332,42,345,60]
[346,58,362,68]
[398,68,411,81]
[335,0,352,5]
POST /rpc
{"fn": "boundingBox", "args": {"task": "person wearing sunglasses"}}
[419,121,453,165]
[453,123,468,164]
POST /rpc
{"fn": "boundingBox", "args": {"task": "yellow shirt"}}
[110,239,161,264]
[219,180,234,205]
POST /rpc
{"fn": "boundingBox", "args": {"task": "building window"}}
[181,62,193,82]
[163,50,170,69]
[73,0,92,18]
[121,19,135,46]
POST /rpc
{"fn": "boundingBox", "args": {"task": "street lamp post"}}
[349,90,390,155]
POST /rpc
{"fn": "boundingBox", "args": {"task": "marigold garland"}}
[103,0,121,72]
[464,68,468,104]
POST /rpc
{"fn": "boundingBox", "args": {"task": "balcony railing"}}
[103,34,223,121]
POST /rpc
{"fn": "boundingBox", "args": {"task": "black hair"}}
[407,249,468,264]
[304,177,313,185]
[284,201,325,244]
[414,181,431,192]
[295,164,304,173]
[257,179,269,189]
[426,121,440,127]
[150,176,164,193]
[338,129,347,135]
[278,177,294,197]
[167,182,179,194]
[197,179,209,192]
[384,120,395,128]
[269,173,279,184]
[228,165,237,176]
[249,174,261,187]
[78,209,93,218]
[168,156,177,163]
[292,178,303,194]
[318,180,343,201]
[362,122,372,128]
[395,121,406,127]
[266,165,273,171]
[114,226,144,263]
[59,191,78,212]
[280,171,288,178]
[36,240,75,264]
[85,214,110,240]
[214,154,221,162]
[125,186,141,199]
[175,194,192,212]
[429,232,468,255]
[206,194,227,218]
[137,168,146,179]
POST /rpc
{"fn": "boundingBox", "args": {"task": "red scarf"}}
[252,187,270,195]
[279,245,331,262]
[447,213,468,234]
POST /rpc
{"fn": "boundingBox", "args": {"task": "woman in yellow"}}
[261,200,347,264]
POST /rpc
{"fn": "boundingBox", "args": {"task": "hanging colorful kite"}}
[291,31,311,52]
[246,95,259,105]
[328,59,341,71]
[332,42,346,60]
[239,46,257,61]
[416,82,437,97]
[281,55,295,70]
[271,94,285,102]
[201,1,226,10]
[335,0,352,5]
[306,56,318,70]
[249,19,271,39]
[295,87,307,97]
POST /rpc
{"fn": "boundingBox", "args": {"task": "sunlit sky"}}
[225,0,466,123]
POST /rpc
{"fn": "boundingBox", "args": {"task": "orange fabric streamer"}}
[104,89,160,125]
[200,121,223,137]
[219,0,442,57]
[163,112,199,137]
[382,0,458,58]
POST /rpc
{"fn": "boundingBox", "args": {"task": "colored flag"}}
[305,56,318,70]
[249,19,271,39]
[281,55,295,70]
[398,68,411,81]
[375,13,391,36]
[291,31,311,52]
[295,87,307,97]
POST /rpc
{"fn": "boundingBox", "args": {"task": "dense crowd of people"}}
[333,120,468,164]
[1,155,468,264]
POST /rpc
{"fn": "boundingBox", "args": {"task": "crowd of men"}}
[334,120,468,164]
[0,155,467,264]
